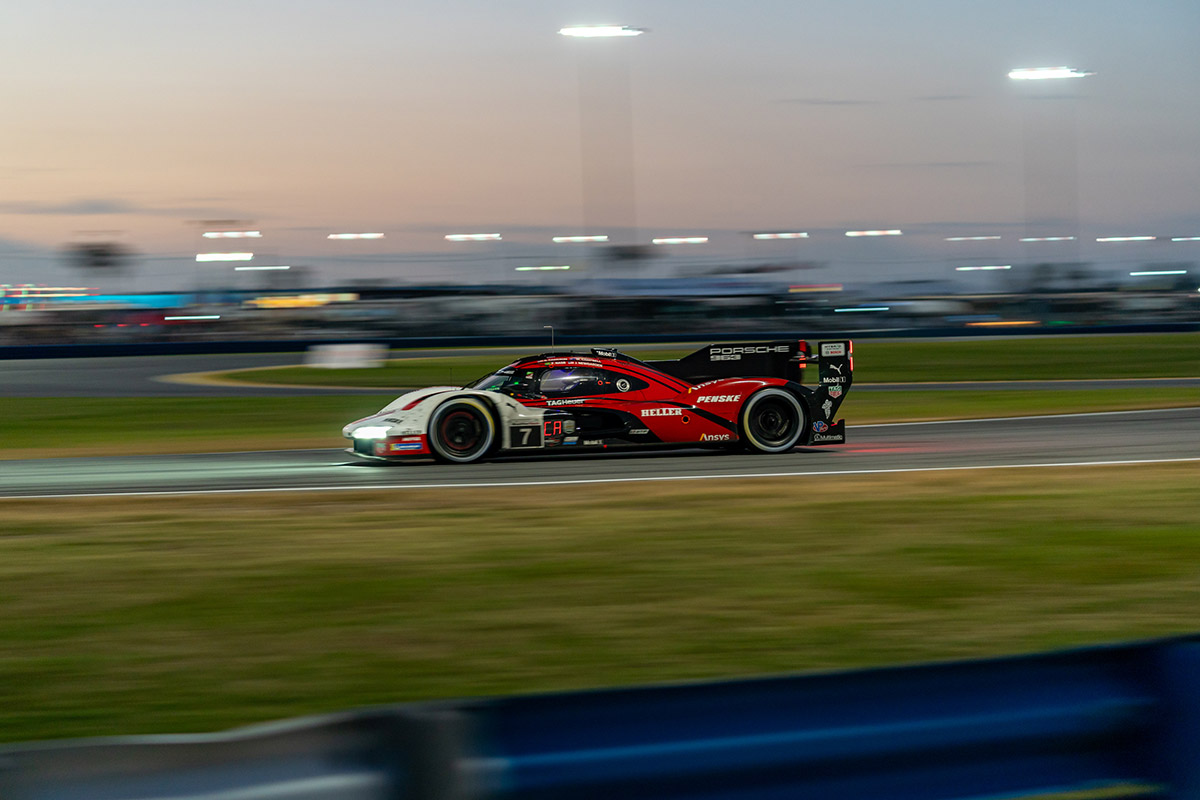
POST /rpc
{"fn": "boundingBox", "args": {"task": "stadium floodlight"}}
[327,233,385,240]
[651,237,709,245]
[845,229,902,237]
[834,306,890,312]
[788,284,843,293]
[1097,236,1156,243]
[552,235,609,243]
[445,233,502,242]
[1008,67,1094,80]
[163,315,221,321]
[1171,237,1200,242]
[195,252,253,262]
[559,25,645,38]
[945,235,1002,242]
[955,265,1012,271]
[234,265,291,271]
[515,265,572,272]
[203,230,261,239]
[1019,236,1076,242]
[1129,270,1187,277]
[752,232,809,240]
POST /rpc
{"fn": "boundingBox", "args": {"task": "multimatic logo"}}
[710,344,790,362]
[811,433,843,443]
[696,395,738,403]
[640,407,685,417]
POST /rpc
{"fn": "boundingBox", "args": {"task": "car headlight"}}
[352,426,391,439]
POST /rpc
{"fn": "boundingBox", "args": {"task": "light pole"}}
[559,25,646,248]
[1009,65,1094,286]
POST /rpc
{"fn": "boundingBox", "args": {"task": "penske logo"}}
[696,394,738,403]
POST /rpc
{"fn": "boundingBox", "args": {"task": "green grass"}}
[211,350,690,389]
[214,334,1200,389]
[2,463,1200,741]
[0,396,393,458]
[861,333,1200,382]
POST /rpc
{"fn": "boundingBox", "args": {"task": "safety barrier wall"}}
[5,635,1200,799]
[1,322,1198,360]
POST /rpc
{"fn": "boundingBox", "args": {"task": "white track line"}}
[856,405,1200,428]
[4,456,1200,501]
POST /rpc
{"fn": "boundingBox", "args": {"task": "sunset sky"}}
[3,0,1199,287]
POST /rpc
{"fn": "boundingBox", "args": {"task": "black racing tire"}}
[739,388,806,454]
[428,397,497,464]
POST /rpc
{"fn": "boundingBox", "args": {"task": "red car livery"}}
[342,340,853,463]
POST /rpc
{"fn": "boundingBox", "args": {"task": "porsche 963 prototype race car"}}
[343,339,853,463]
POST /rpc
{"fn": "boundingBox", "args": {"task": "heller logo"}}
[640,407,685,417]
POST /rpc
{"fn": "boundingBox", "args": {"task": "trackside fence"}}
[5,635,1200,799]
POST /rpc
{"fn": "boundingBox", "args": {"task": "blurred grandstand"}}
[2,264,1197,345]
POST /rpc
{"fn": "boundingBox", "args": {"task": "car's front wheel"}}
[740,388,805,454]
[428,397,497,463]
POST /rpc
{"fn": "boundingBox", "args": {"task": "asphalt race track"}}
[2,408,1197,498]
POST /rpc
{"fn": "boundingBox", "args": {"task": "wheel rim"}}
[440,409,484,454]
[746,393,802,451]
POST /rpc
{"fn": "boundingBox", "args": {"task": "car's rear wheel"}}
[740,388,805,454]
[429,397,497,463]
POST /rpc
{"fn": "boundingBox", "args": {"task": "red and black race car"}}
[343,340,852,463]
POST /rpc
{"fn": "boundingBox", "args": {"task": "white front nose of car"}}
[350,425,391,439]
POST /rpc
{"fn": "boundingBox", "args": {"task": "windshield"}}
[466,369,522,392]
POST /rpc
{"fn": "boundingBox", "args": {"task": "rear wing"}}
[645,339,853,389]
[810,340,854,443]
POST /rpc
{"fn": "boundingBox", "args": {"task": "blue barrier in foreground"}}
[4,635,1200,799]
